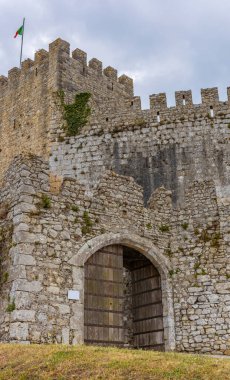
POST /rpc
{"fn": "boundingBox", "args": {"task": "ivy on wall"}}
[57,91,91,136]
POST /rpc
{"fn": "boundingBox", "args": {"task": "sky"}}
[1,0,230,108]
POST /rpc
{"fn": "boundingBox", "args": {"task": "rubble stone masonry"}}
[0,38,230,355]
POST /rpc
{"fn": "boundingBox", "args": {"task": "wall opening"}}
[210,106,214,118]
[182,95,186,106]
[157,112,160,123]
[84,244,165,350]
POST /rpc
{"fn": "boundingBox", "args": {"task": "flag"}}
[14,25,24,38]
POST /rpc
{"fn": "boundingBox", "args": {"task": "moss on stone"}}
[159,224,170,233]
[6,298,15,313]
[71,205,79,212]
[181,222,189,230]
[57,91,91,136]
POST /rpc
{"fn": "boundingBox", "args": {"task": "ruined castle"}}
[0,38,230,355]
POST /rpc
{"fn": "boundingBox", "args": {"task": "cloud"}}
[1,0,230,107]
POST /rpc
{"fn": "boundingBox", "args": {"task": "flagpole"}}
[20,18,25,68]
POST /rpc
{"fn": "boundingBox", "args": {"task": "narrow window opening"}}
[131,101,134,107]
[106,117,109,122]
[145,157,150,168]
[13,119,16,129]
[35,68,38,76]
[182,95,186,106]
[111,82,114,91]
[210,106,214,118]
[157,112,160,123]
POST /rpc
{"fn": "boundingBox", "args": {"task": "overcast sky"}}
[1,0,230,107]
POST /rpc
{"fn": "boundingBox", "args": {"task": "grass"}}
[40,194,51,209]
[0,344,229,380]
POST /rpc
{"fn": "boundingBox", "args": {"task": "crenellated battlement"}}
[149,86,230,113]
[1,37,230,187]
[0,38,134,97]
[175,90,193,107]
[2,37,229,115]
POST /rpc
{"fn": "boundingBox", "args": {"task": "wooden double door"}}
[84,244,165,350]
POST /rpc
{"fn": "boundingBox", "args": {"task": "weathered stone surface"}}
[14,254,36,266]
[0,38,229,356]
[12,280,42,293]
[9,322,29,340]
[216,283,230,294]
[62,328,70,344]
[11,310,36,322]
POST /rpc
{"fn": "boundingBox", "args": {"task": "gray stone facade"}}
[0,38,230,355]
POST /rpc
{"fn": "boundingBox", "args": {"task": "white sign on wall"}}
[68,290,80,300]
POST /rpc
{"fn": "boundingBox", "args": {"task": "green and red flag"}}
[14,18,25,67]
[14,25,24,38]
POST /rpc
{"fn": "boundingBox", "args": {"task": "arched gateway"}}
[84,244,164,350]
[70,233,175,351]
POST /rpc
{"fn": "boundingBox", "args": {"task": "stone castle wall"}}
[50,102,230,206]
[1,38,230,209]
[0,156,229,354]
[0,38,230,354]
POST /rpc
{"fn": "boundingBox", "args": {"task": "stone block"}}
[14,254,36,266]
[12,280,42,293]
[14,291,32,309]
[9,322,29,341]
[62,328,70,344]
[58,304,70,314]
[47,286,60,295]
[11,310,36,322]
[216,283,230,294]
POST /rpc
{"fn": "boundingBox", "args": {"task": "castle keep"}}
[0,38,230,354]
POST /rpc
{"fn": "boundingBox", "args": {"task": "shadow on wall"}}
[113,142,178,206]
[112,136,226,207]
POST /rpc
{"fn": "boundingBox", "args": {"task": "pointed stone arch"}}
[69,232,176,351]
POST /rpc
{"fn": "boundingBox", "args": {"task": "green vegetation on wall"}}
[57,91,91,136]
[81,210,93,235]
[38,194,52,210]
[159,224,170,233]
[0,223,13,290]
[6,298,15,313]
